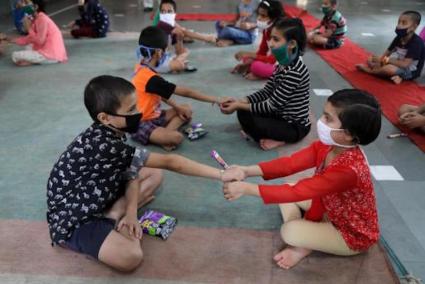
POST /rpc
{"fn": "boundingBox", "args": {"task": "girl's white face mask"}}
[317,119,356,148]
[159,13,176,27]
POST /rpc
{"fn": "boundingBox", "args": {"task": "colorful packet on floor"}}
[138,210,177,240]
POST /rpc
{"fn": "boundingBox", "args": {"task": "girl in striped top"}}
[221,18,311,150]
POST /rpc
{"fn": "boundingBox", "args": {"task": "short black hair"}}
[328,89,382,145]
[330,0,338,6]
[257,0,285,21]
[160,0,177,12]
[32,0,46,13]
[402,10,421,26]
[84,75,135,122]
[138,26,168,57]
[272,17,307,55]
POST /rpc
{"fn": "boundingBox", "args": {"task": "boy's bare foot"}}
[244,72,261,80]
[259,139,285,150]
[391,75,403,84]
[356,64,371,73]
[216,39,234,47]
[273,246,312,269]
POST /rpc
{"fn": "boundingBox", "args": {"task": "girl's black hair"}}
[272,17,307,55]
[257,0,285,21]
[32,0,46,13]
[328,89,382,145]
[84,75,136,122]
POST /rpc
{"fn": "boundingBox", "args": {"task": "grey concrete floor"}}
[1,0,425,281]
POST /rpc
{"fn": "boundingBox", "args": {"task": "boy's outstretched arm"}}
[174,86,228,104]
[144,153,245,181]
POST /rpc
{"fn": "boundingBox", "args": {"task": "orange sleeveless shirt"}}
[132,65,162,121]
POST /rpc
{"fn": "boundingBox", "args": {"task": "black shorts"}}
[63,217,116,259]
[325,37,343,49]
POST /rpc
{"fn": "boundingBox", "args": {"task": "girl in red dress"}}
[223,89,382,269]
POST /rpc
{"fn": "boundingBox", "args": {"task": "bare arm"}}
[145,153,223,180]
[174,86,219,104]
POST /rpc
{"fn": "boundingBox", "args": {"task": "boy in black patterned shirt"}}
[47,75,243,272]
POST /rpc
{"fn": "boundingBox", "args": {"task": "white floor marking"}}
[313,89,333,96]
[370,165,404,181]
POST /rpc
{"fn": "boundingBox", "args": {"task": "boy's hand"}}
[177,105,192,121]
[217,96,235,105]
[220,101,239,114]
[223,181,247,201]
[117,214,142,240]
[221,166,246,182]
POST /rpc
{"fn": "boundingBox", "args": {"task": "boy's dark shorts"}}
[131,110,167,145]
[63,217,116,259]
[325,37,343,49]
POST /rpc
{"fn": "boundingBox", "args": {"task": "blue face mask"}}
[136,44,166,67]
[271,43,298,66]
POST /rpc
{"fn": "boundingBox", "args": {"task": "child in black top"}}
[357,11,425,84]
[47,75,243,272]
[221,18,311,150]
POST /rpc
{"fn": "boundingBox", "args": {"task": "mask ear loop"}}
[136,44,154,62]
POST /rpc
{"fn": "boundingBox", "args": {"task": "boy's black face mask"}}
[395,27,409,37]
[107,112,142,133]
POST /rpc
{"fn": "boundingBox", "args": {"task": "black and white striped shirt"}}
[247,56,311,127]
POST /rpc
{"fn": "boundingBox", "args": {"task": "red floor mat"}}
[176,13,236,21]
[284,5,425,152]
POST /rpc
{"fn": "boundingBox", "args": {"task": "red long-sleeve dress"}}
[258,141,380,251]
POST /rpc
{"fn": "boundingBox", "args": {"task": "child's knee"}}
[169,59,185,72]
[280,222,299,246]
[170,131,184,145]
[115,247,144,272]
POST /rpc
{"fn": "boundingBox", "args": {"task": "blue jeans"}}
[215,21,256,45]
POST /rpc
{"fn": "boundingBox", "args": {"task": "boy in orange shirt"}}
[132,26,229,151]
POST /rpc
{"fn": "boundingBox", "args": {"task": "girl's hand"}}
[22,16,32,33]
[223,181,247,201]
[221,166,246,182]
[117,215,142,240]
[220,101,239,115]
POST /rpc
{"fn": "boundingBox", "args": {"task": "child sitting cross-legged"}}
[232,0,285,80]
[356,10,425,84]
[222,89,381,269]
[47,75,243,272]
[132,26,229,151]
[307,0,347,49]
